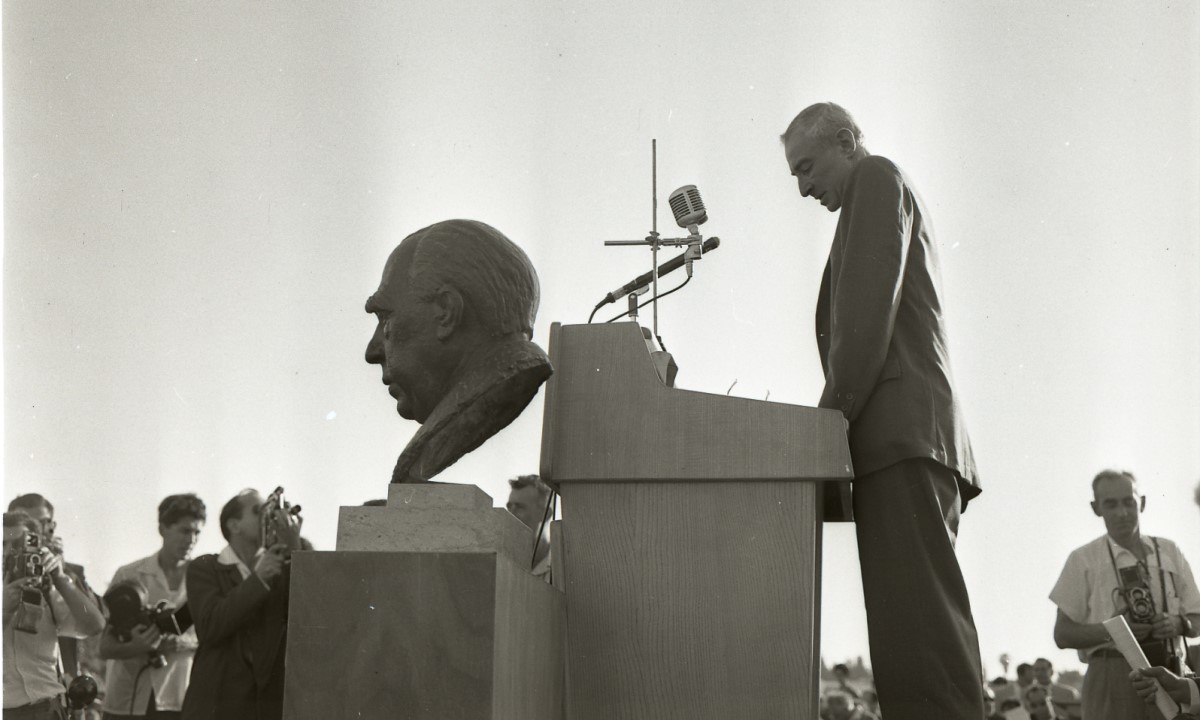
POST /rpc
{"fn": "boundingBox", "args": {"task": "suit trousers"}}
[852,458,984,720]
[1080,655,1167,720]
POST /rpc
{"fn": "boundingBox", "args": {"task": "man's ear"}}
[431,286,464,341]
[835,127,858,156]
[1090,501,1101,517]
[1139,496,1146,512]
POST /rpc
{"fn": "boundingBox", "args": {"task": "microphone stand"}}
[603,140,698,341]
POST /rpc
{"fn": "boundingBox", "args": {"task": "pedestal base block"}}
[284,551,563,720]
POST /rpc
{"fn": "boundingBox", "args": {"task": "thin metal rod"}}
[651,139,659,337]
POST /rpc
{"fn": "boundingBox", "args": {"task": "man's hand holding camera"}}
[274,501,303,552]
[3,576,28,616]
[253,545,288,585]
[1150,612,1186,639]
[252,500,304,587]
[133,623,163,652]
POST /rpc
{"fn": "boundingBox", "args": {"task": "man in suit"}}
[181,490,301,720]
[781,102,983,719]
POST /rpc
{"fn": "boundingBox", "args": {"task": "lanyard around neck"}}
[1107,536,1168,613]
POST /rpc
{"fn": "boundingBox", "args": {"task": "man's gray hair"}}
[406,219,540,340]
[781,102,864,147]
[1092,468,1137,495]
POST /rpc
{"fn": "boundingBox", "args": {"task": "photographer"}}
[181,489,302,720]
[8,494,104,683]
[4,511,105,719]
[99,495,206,720]
[1050,469,1200,720]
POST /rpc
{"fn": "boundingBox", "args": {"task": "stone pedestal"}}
[283,485,565,720]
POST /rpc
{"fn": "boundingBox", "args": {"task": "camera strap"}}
[1108,537,1185,662]
[1106,536,1163,610]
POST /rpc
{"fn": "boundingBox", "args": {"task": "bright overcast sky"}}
[4,1,1198,676]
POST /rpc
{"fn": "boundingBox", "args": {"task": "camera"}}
[1116,564,1183,673]
[260,486,301,549]
[1117,565,1157,623]
[3,530,46,584]
[103,580,193,669]
[66,674,99,710]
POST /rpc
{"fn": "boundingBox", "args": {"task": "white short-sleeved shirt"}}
[102,554,197,715]
[1049,534,1200,663]
[3,583,85,708]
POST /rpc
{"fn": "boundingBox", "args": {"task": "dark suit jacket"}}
[816,154,980,502]
[181,553,289,720]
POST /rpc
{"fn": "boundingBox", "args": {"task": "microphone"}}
[601,237,720,305]
[668,185,707,229]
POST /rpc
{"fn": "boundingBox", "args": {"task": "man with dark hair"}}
[780,102,983,719]
[4,510,106,719]
[505,474,553,580]
[365,219,552,484]
[8,493,104,682]
[829,663,860,699]
[100,494,206,719]
[1051,469,1200,720]
[181,490,301,720]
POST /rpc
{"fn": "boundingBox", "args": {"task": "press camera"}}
[103,580,193,669]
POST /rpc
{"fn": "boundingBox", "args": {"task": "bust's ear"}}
[835,127,858,157]
[431,286,464,341]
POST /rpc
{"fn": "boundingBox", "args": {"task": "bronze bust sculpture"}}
[365,219,552,483]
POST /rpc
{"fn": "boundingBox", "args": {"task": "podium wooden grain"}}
[283,485,565,720]
[540,323,852,720]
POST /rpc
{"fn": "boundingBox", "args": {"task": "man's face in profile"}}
[226,491,264,545]
[506,485,545,531]
[784,130,854,213]
[365,239,452,423]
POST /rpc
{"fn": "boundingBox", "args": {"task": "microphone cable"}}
[531,490,558,579]
[603,276,691,324]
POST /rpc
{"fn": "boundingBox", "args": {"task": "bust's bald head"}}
[365,220,540,423]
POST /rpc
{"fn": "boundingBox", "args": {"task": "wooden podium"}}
[540,322,852,720]
[283,484,565,720]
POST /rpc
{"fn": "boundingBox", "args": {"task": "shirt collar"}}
[1104,533,1154,559]
[217,544,257,580]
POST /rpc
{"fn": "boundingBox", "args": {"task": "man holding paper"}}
[1050,469,1200,719]
[1130,666,1199,717]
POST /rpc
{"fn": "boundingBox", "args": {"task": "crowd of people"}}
[2,476,558,720]
[3,488,302,720]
